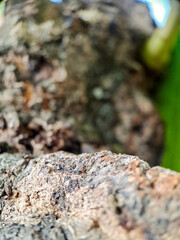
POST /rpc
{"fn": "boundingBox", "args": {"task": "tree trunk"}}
[0,0,163,165]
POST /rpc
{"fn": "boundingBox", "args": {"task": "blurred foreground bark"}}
[0,0,163,165]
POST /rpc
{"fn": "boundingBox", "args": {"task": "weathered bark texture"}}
[0,0,163,166]
[0,151,180,240]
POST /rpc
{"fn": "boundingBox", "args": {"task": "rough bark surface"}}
[0,0,163,165]
[0,151,180,240]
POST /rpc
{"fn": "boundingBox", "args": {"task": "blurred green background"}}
[156,37,180,171]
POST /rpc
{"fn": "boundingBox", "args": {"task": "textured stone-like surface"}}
[0,0,163,165]
[0,153,33,198]
[0,151,180,240]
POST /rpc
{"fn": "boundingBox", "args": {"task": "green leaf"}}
[156,37,180,171]
[0,0,6,17]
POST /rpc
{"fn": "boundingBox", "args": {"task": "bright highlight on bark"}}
[50,0,62,3]
[137,0,170,28]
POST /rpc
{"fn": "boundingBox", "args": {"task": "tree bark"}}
[0,0,163,164]
[0,151,180,240]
